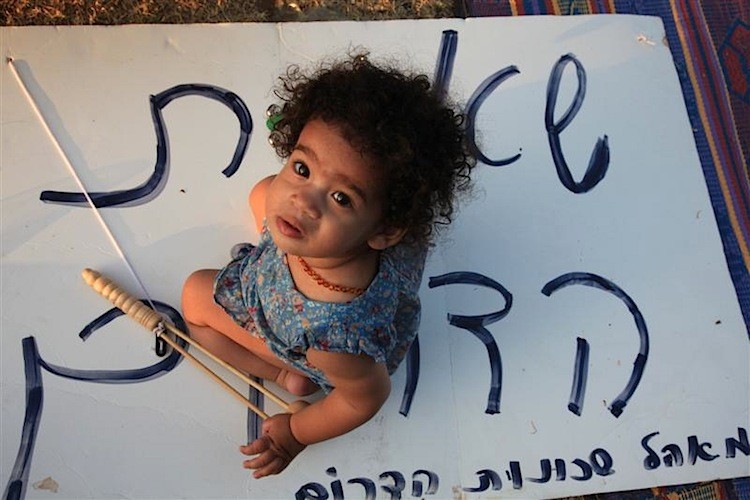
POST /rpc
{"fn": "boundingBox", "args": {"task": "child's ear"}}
[368,225,408,250]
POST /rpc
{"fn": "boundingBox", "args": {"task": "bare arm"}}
[248,175,275,233]
[291,350,391,444]
[241,350,391,477]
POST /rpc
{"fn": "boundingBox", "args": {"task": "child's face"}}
[265,119,392,260]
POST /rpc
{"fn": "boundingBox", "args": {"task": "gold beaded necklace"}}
[296,256,367,297]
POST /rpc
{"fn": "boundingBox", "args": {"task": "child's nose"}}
[291,189,322,219]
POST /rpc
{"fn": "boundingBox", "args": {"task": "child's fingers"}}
[242,449,277,471]
[240,436,271,456]
[250,456,287,478]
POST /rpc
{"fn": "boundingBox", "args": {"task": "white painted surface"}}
[1,16,748,498]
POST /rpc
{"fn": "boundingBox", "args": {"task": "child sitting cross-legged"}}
[181,52,476,477]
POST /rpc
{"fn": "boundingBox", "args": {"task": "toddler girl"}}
[181,53,475,477]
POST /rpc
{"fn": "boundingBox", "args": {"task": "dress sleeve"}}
[305,295,400,365]
[213,226,270,331]
[303,241,425,365]
[382,241,428,295]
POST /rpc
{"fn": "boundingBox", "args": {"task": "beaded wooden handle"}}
[82,268,162,331]
[80,268,309,418]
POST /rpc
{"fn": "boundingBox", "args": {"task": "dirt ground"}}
[2,0,458,25]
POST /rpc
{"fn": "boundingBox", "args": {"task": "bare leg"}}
[182,269,318,396]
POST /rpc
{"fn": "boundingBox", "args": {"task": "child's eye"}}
[331,191,352,207]
[292,161,310,178]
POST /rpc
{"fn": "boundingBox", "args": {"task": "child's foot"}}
[275,370,319,396]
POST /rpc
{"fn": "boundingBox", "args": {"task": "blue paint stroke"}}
[295,482,329,499]
[589,448,615,476]
[4,303,188,497]
[508,461,523,489]
[542,272,649,417]
[411,470,439,497]
[379,471,406,499]
[433,30,458,101]
[662,443,684,467]
[40,83,251,207]
[726,428,750,458]
[247,378,264,443]
[3,338,43,500]
[347,478,376,500]
[398,334,420,417]
[641,432,662,470]
[465,66,522,167]
[553,459,567,481]
[526,459,554,484]
[326,467,345,500]
[462,469,502,492]
[687,436,720,464]
[47,300,188,382]
[429,272,512,414]
[78,304,165,358]
[545,54,610,193]
[568,337,589,416]
[570,459,593,481]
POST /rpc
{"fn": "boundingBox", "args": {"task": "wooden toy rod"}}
[81,268,307,419]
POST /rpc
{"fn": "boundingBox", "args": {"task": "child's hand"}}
[240,413,306,478]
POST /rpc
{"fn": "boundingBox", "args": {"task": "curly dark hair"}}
[269,52,476,246]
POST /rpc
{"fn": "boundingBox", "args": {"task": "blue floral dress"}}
[213,226,427,392]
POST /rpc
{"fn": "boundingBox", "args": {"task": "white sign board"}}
[2,16,748,499]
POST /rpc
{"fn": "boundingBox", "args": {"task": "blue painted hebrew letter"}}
[433,30,458,101]
[399,334,420,417]
[545,54,610,193]
[40,84,252,207]
[465,66,522,167]
[463,469,502,493]
[398,28,461,419]
[542,272,649,417]
[568,337,590,415]
[429,272,512,414]
[411,470,439,497]
[4,302,189,498]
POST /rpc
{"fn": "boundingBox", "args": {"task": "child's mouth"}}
[276,216,303,238]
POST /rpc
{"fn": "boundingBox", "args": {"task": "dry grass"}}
[3,0,270,24]
[275,0,454,21]
[2,0,455,25]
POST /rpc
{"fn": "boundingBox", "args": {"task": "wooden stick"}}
[157,331,269,419]
[81,268,297,417]
[158,321,292,411]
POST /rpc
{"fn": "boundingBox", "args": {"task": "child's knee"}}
[181,269,218,325]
